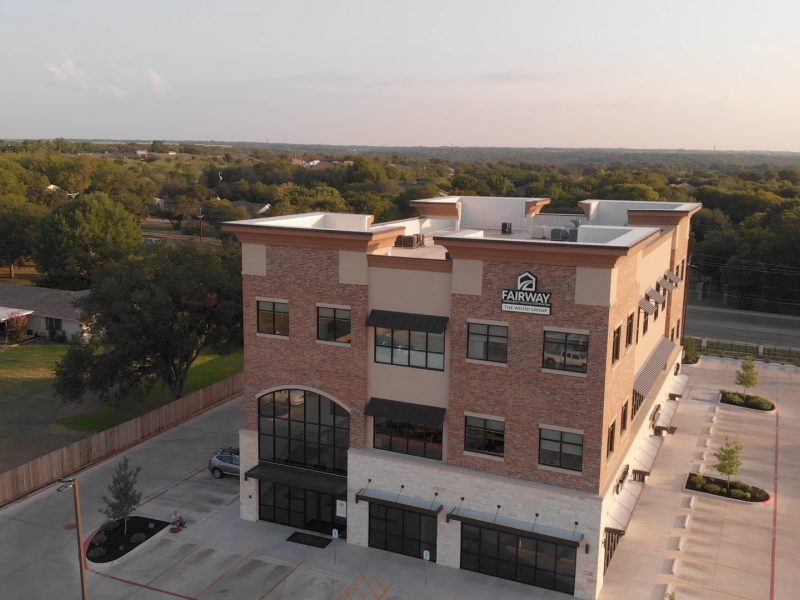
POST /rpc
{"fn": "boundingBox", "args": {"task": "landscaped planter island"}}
[720,390,775,411]
[87,516,169,563]
[685,474,769,503]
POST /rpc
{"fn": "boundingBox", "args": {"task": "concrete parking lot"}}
[2,357,798,600]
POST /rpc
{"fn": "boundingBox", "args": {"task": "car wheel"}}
[211,467,224,479]
[545,358,556,368]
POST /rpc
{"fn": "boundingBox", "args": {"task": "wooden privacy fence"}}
[0,372,243,507]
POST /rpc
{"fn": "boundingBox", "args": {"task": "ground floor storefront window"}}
[460,522,576,595]
[259,482,346,538]
[368,503,437,561]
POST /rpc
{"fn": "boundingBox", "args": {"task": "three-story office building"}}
[224,196,700,598]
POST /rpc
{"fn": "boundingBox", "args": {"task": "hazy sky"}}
[1,0,798,150]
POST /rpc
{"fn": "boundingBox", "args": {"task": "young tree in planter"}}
[714,438,743,493]
[100,457,142,535]
[735,355,758,398]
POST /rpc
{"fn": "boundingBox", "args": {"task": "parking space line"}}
[89,569,199,600]
[147,539,210,585]
[196,550,255,598]
[259,559,305,599]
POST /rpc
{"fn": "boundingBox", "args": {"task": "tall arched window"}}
[258,389,349,475]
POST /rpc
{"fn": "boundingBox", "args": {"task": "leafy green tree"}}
[149,140,168,153]
[161,195,201,229]
[201,197,249,232]
[713,438,743,492]
[0,195,47,277]
[55,244,242,402]
[32,193,143,289]
[735,356,758,396]
[100,457,142,535]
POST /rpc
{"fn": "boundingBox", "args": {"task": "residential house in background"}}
[0,284,88,341]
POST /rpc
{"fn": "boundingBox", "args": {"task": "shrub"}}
[87,546,106,559]
[731,489,751,500]
[130,532,146,544]
[703,483,722,494]
[690,474,705,488]
[683,339,700,364]
[729,480,748,491]
[91,532,108,546]
[747,396,774,411]
[722,391,745,406]
[148,522,155,529]
[100,520,120,533]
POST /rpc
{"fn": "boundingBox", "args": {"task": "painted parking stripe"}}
[259,559,305,599]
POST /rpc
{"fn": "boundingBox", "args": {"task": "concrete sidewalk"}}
[600,356,800,600]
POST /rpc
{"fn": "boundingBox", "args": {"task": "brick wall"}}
[242,246,369,448]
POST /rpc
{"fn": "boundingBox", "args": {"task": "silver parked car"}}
[208,447,240,478]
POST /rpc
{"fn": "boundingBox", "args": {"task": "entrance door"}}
[259,482,346,537]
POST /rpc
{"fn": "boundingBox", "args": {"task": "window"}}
[538,428,583,472]
[642,312,649,334]
[542,331,588,373]
[460,522,576,594]
[373,418,443,460]
[612,327,621,363]
[464,416,505,457]
[625,314,634,347]
[632,390,644,417]
[317,307,351,343]
[467,323,508,363]
[45,317,63,332]
[670,327,675,341]
[257,301,289,336]
[369,503,437,562]
[258,389,349,474]
[375,328,444,371]
[621,401,628,433]
[607,421,615,457]
[676,318,681,338]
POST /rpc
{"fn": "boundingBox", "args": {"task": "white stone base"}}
[239,429,258,522]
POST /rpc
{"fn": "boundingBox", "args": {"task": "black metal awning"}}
[646,288,666,304]
[633,337,677,399]
[366,309,449,334]
[638,298,656,315]
[244,462,347,497]
[364,397,446,428]
[447,505,582,547]
[355,487,443,517]
[657,277,677,292]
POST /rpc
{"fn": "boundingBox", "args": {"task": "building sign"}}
[501,272,552,315]
[336,499,347,518]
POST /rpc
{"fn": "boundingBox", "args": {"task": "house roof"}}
[0,284,89,321]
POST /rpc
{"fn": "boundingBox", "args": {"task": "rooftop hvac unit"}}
[528,225,547,239]
[568,228,578,242]
[501,222,513,234]
[550,227,568,241]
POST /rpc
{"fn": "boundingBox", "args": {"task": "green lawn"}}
[0,265,42,287]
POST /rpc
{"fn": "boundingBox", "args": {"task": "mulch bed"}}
[720,390,775,411]
[685,473,769,502]
[87,516,169,563]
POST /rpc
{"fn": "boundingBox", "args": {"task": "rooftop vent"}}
[501,222,513,234]
[394,234,425,248]
[551,228,567,241]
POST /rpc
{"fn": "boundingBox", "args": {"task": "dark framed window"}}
[625,313,634,347]
[258,389,349,474]
[369,503,437,562]
[373,418,442,460]
[607,421,615,457]
[642,312,649,334]
[632,389,645,417]
[542,331,588,373]
[467,323,508,363]
[612,327,621,363]
[257,301,289,336]
[465,416,505,457]
[676,318,681,339]
[317,307,351,343]
[259,482,341,536]
[538,428,583,472]
[621,401,628,433]
[375,328,444,371]
[45,317,63,332]
[460,522,576,594]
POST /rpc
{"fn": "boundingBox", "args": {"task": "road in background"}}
[685,305,800,347]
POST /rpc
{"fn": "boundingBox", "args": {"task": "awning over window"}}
[657,277,677,292]
[646,288,666,304]
[355,486,443,516]
[664,271,682,284]
[366,309,449,334]
[638,298,656,315]
[633,337,677,399]
[447,504,583,547]
[364,397,446,428]
[244,462,347,496]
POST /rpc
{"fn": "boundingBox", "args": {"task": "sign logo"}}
[501,271,552,315]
